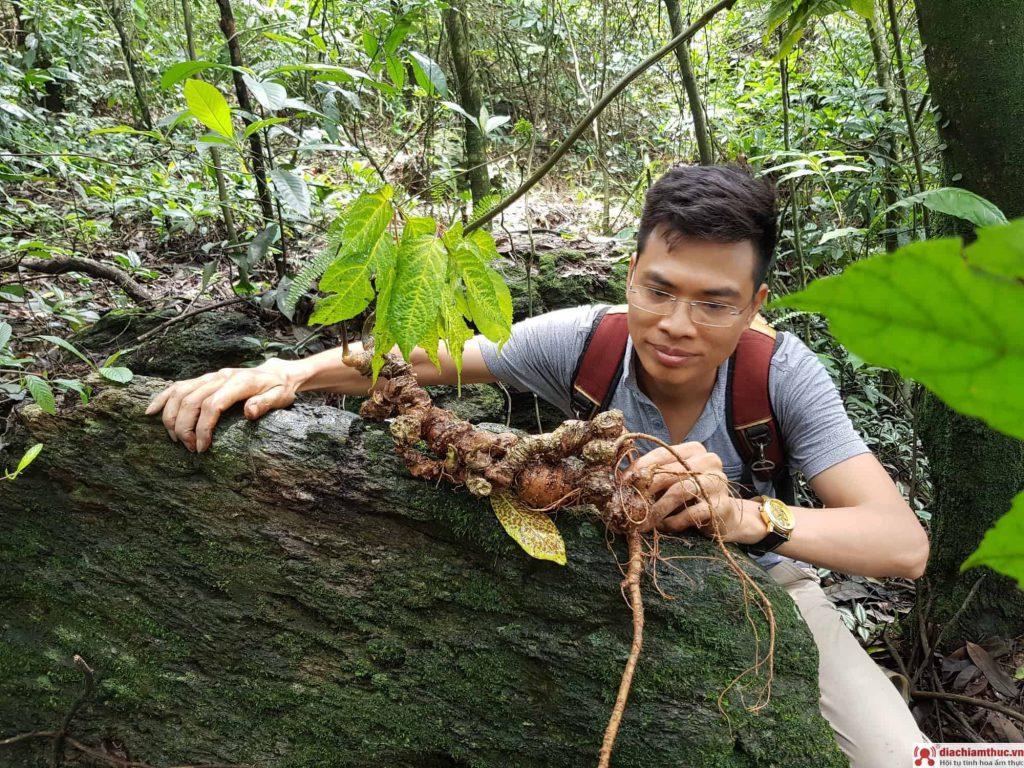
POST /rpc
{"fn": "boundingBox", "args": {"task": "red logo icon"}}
[914,745,935,766]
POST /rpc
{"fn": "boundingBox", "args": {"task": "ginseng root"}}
[346,351,777,763]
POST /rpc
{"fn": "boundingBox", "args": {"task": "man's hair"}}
[636,164,778,289]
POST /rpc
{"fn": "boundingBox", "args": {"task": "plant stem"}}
[664,0,712,164]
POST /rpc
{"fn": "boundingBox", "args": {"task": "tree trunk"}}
[105,0,153,130]
[663,0,712,165]
[443,0,490,204]
[914,0,1024,648]
[865,1,899,253]
[0,375,846,767]
[214,0,277,227]
[181,0,238,247]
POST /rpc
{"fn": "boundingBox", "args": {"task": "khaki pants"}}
[768,561,928,767]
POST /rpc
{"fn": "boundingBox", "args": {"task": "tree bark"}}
[214,0,277,227]
[181,0,238,247]
[443,0,490,204]
[0,375,846,767]
[914,0,1024,648]
[663,0,712,165]
[865,1,899,253]
[104,0,153,130]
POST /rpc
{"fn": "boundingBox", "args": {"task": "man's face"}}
[626,227,768,400]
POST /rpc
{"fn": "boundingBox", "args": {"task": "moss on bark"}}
[0,378,845,767]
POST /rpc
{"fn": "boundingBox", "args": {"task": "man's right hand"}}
[145,358,304,453]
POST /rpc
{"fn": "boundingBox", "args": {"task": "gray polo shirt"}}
[476,304,870,569]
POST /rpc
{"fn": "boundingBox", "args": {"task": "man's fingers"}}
[146,387,172,416]
[243,384,294,420]
[173,380,229,450]
[627,442,704,473]
[661,505,706,534]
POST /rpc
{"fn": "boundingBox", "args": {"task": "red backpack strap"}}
[726,318,792,502]
[570,305,629,419]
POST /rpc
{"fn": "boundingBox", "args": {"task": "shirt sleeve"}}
[769,332,870,481]
[475,305,606,417]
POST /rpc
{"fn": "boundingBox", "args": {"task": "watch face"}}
[764,498,795,531]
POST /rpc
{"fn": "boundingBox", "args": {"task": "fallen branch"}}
[53,654,94,767]
[909,689,1024,725]
[0,256,154,304]
[134,296,249,343]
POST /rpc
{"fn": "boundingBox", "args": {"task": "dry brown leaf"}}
[966,641,1021,700]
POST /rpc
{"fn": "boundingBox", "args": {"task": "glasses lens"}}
[630,286,674,315]
[690,301,739,327]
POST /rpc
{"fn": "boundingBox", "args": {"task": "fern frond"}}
[284,222,345,314]
[468,193,501,226]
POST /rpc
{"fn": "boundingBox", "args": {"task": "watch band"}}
[746,530,788,556]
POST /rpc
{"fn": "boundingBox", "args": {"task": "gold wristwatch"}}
[746,497,795,556]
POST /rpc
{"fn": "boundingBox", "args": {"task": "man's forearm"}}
[289,342,376,395]
[734,499,929,580]
[286,338,495,395]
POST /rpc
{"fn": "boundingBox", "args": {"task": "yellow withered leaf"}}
[490,491,567,566]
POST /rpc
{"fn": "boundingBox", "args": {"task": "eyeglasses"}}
[627,282,750,327]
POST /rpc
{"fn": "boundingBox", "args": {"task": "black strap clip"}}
[745,423,776,474]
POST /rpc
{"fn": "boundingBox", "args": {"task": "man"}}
[148,165,930,766]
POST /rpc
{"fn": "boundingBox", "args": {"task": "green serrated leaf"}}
[37,334,92,366]
[338,187,396,258]
[962,491,1024,588]
[99,366,134,384]
[419,310,444,371]
[309,260,376,325]
[25,375,56,414]
[440,293,475,387]
[452,240,511,343]
[0,321,11,351]
[183,79,234,139]
[388,234,446,358]
[772,226,1024,441]
[402,215,436,242]
[971,220,1024,279]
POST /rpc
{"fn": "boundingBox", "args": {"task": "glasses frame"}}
[626,279,754,328]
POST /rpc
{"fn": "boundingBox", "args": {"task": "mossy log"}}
[0,378,846,768]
